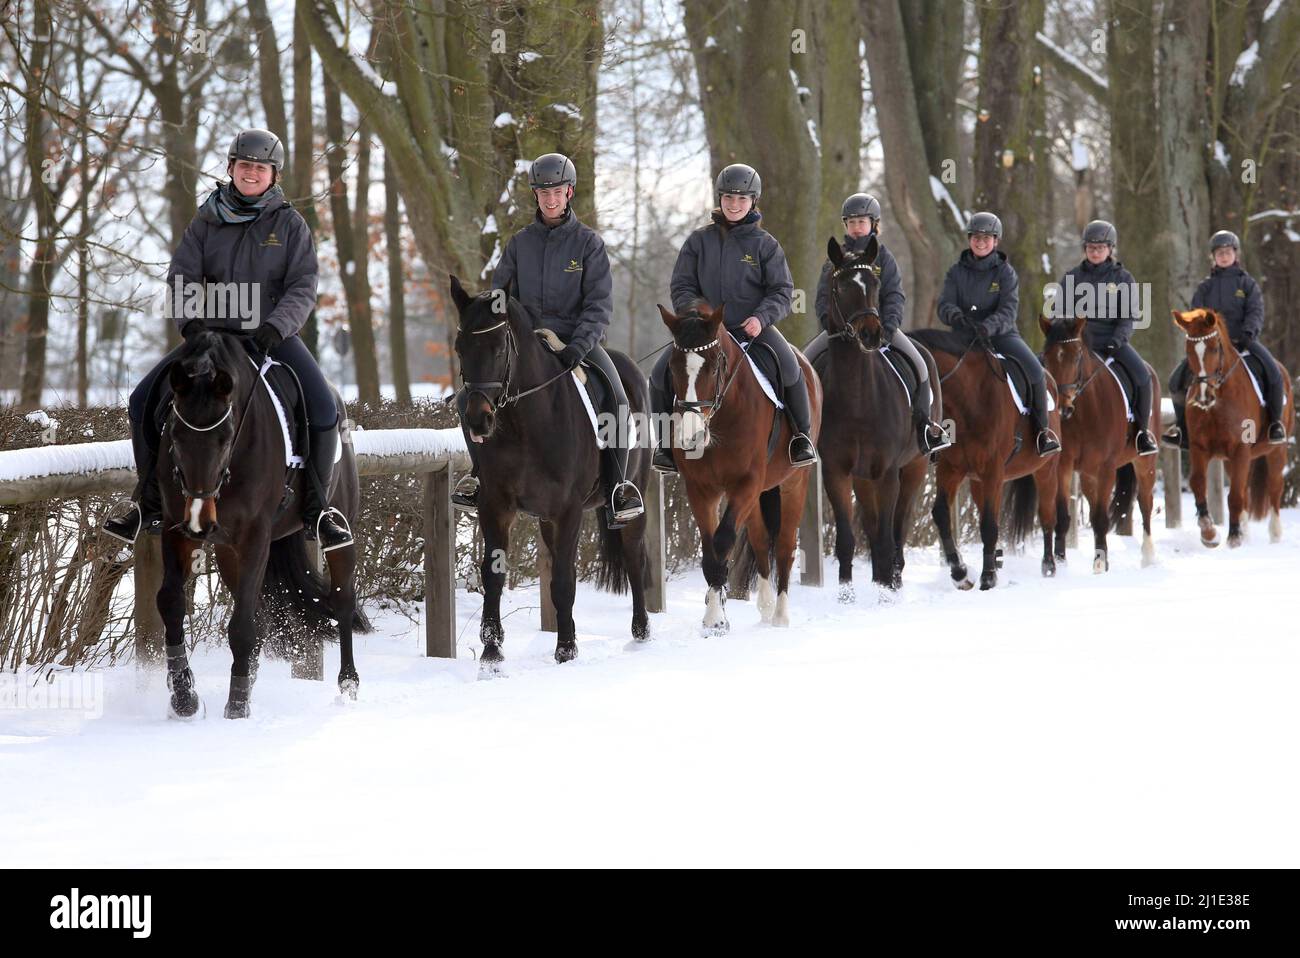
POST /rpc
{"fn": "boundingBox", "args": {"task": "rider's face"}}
[534,185,570,220]
[1084,243,1111,265]
[1213,247,1237,268]
[969,233,997,257]
[719,192,753,221]
[231,160,274,197]
[844,216,874,239]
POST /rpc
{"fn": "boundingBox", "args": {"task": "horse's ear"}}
[168,361,191,397]
[657,304,679,331]
[1072,314,1087,336]
[213,369,234,400]
[1038,315,1052,336]
[862,233,879,265]
[449,274,471,314]
[827,236,844,268]
[1171,309,1189,330]
[704,302,725,326]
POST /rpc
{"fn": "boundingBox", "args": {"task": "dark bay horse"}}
[1172,308,1293,547]
[657,302,822,631]
[159,331,363,719]
[451,276,650,670]
[909,328,1061,589]
[1040,315,1160,572]
[816,235,937,598]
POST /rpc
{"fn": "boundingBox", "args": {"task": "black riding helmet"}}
[1210,229,1240,252]
[528,153,577,189]
[1083,219,1117,247]
[966,211,1002,238]
[715,163,761,203]
[841,192,881,222]
[228,129,284,180]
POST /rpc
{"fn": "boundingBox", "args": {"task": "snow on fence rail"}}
[0,428,672,665]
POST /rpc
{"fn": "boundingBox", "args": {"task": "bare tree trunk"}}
[974,0,1050,340]
[249,0,291,193]
[383,155,411,404]
[293,0,320,355]
[19,0,55,410]
[862,0,961,329]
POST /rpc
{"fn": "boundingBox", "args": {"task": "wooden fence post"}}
[644,471,666,613]
[423,464,456,658]
[133,534,164,666]
[1066,471,1080,549]
[1208,459,1225,524]
[1160,447,1182,528]
[799,467,824,587]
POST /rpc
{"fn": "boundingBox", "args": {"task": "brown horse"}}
[816,235,937,599]
[657,302,822,631]
[1171,308,1293,548]
[910,328,1061,589]
[1039,315,1160,572]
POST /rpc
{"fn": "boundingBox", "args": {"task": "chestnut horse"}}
[657,303,822,632]
[1039,315,1160,572]
[909,328,1061,589]
[1172,308,1293,548]
[816,235,936,598]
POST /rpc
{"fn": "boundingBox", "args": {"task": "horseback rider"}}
[103,128,353,551]
[1056,220,1159,456]
[1163,229,1287,448]
[938,212,1061,457]
[805,192,952,455]
[651,162,817,473]
[451,152,646,528]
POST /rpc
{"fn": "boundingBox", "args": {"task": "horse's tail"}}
[259,531,370,652]
[730,488,782,592]
[1247,456,1272,520]
[1001,474,1039,547]
[595,516,638,594]
[1108,463,1137,530]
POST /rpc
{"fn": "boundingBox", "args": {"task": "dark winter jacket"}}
[937,249,1020,338]
[816,233,906,335]
[492,207,612,358]
[167,188,317,340]
[670,210,793,330]
[1191,263,1264,344]
[1059,257,1140,350]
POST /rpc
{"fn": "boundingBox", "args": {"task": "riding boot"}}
[784,376,818,466]
[302,425,353,552]
[910,379,952,455]
[452,389,482,510]
[102,421,164,545]
[603,443,645,529]
[649,377,677,474]
[1030,377,1061,457]
[1133,373,1158,456]
[1162,396,1189,450]
[1265,381,1287,444]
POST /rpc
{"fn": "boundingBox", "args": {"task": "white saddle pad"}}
[1239,350,1267,405]
[571,370,637,450]
[729,332,783,410]
[1102,357,1134,422]
[996,353,1056,416]
[247,355,308,468]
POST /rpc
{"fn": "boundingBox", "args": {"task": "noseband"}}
[459,313,573,412]
[168,374,255,501]
[828,261,882,353]
[1049,336,1105,404]
[671,321,744,421]
[1185,329,1242,406]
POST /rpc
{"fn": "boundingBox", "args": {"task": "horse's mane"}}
[462,288,538,334]
[1041,319,1081,347]
[675,306,723,349]
[175,330,231,378]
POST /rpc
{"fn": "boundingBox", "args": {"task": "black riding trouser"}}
[1097,341,1152,430]
[979,332,1051,432]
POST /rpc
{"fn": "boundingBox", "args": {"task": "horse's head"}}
[1172,307,1236,410]
[166,331,240,538]
[826,235,883,349]
[659,301,728,453]
[451,273,520,442]
[1038,314,1088,420]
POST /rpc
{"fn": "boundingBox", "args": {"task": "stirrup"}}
[311,507,354,553]
[451,474,480,512]
[1136,429,1159,456]
[922,420,954,454]
[1036,428,1061,457]
[608,480,645,527]
[652,448,678,475]
[789,433,817,466]
[1267,422,1287,445]
[101,501,143,545]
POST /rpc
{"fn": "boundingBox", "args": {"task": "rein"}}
[1050,337,1107,403]
[460,312,575,412]
[168,356,262,501]
[1186,329,1243,401]
[671,326,747,421]
[828,261,882,354]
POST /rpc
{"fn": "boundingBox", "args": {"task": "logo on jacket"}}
[563,259,582,272]
[989,281,1000,292]
[740,253,757,267]
[261,232,282,247]
[1235,289,1246,298]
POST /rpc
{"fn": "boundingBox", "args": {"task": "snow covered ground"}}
[2,494,1298,868]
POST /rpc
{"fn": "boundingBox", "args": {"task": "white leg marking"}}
[1141,534,1156,566]
[773,591,790,628]
[1270,508,1283,543]
[702,587,727,629]
[756,575,776,623]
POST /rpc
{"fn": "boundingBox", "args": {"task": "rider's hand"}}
[181,320,206,341]
[742,316,762,337]
[559,344,584,369]
[253,324,283,354]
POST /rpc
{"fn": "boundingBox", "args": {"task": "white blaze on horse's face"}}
[681,352,709,450]
[849,270,868,300]
[1193,339,1211,408]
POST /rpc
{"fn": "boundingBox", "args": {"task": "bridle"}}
[1048,335,1106,410]
[167,368,257,501]
[1185,328,1242,408]
[827,261,882,354]
[670,315,746,421]
[459,311,573,413]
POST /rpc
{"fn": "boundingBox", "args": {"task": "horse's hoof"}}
[1228,533,1243,549]
[1201,533,1219,549]
[954,577,974,591]
[979,572,997,590]
[1041,558,1056,577]
[223,700,250,720]
[631,619,650,643]
[837,582,855,604]
[339,677,359,700]
[554,642,578,664]
[477,660,507,680]
[167,692,204,721]
[1092,551,1108,574]
[702,620,730,637]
